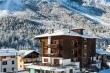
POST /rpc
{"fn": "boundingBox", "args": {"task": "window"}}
[71,59,73,62]
[70,69,73,73]
[44,58,48,62]
[11,56,15,58]
[54,59,59,65]
[51,49,57,53]
[20,65,22,68]
[83,53,87,57]
[20,59,22,62]
[44,49,48,54]
[12,68,14,71]
[52,40,59,44]
[74,50,77,57]
[89,50,91,53]
[84,44,87,49]
[2,61,7,65]
[2,56,6,59]
[3,68,6,72]
[89,42,91,46]
[75,41,78,48]
[61,71,65,73]
[59,40,63,45]
[96,55,98,60]
[71,49,74,54]
[72,41,74,46]
[43,41,47,46]
[84,38,87,42]
[12,61,14,64]
[84,38,87,41]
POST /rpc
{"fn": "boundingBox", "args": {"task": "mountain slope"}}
[0,0,110,49]
[0,0,25,13]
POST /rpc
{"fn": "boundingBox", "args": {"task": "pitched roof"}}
[18,50,39,57]
[0,49,17,56]
[0,49,39,57]
[34,29,97,39]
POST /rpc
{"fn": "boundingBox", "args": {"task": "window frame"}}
[12,60,14,64]
[3,68,6,72]
[44,58,48,62]
[2,61,7,65]
[71,49,74,54]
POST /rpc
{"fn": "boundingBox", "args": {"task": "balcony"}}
[48,44,60,49]
[33,62,63,67]
[43,53,62,57]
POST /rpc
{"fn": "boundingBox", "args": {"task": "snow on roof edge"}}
[34,29,98,39]
[18,50,39,57]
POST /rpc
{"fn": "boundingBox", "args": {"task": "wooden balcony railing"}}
[33,62,63,67]
[43,54,63,57]
[48,44,60,49]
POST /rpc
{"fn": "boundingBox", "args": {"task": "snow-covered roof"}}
[0,49,39,57]
[96,49,110,55]
[99,69,110,73]
[0,49,17,56]
[34,29,80,38]
[18,50,38,57]
[27,65,71,71]
[34,29,97,39]
[71,27,85,30]
[81,34,98,38]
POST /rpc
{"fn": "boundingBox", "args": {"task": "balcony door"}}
[54,59,59,65]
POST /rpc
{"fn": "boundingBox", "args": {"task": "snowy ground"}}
[99,69,110,73]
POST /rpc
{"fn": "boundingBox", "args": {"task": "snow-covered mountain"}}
[83,0,110,6]
[0,0,110,49]
[0,0,25,12]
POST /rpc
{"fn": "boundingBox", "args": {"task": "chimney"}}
[48,29,54,34]
[52,29,54,33]
[48,29,51,34]
[68,26,72,33]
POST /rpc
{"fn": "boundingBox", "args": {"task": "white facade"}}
[30,57,81,73]
[42,57,63,65]
[28,64,80,73]
[48,36,51,54]
[0,49,17,73]
[42,57,72,66]
[62,59,71,66]
[0,57,17,72]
